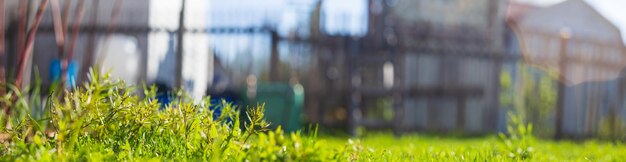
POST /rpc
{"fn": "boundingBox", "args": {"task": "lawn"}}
[320,133,626,161]
[1,72,626,161]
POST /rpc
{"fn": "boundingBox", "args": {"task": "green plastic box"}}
[244,83,304,132]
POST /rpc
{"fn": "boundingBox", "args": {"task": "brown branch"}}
[16,0,28,63]
[95,0,122,67]
[51,0,66,58]
[64,0,84,61]
[61,0,72,38]
[15,0,51,88]
[0,0,5,85]
[80,0,99,82]
[107,0,123,36]
[8,0,49,129]
[0,0,6,120]
[60,0,85,89]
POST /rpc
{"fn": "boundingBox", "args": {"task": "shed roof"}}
[511,0,624,45]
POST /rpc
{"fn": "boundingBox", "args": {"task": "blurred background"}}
[1,0,626,139]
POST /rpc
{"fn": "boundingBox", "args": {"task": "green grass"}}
[1,71,626,161]
[320,133,626,161]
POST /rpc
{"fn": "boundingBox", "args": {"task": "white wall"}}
[148,0,211,101]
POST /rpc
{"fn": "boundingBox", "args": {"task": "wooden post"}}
[392,48,404,135]
[456,97,466,131]
[489,57,502,131]
[427,96,438,131]
[616,53,626,139]
[487,0,501,132]
[611,48,626,139]
[175,0,186,88]
[609,101,618,139]
[555,29,570,139]
[269,30,279,82]
[0,0,6,111]
[347,36,360,136]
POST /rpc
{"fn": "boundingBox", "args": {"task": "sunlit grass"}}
[1,71,625,161]
[320,133,626,161]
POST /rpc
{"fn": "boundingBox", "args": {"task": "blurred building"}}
[5,0,626,138]
[304,0,510,134]
[3,0,149,89]
[391,0,508,133]
[511,0,626,138]
[3,0,211,101]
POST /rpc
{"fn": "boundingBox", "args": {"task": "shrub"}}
[0,71,331,161]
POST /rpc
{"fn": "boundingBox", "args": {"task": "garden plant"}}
[0,71,625,161]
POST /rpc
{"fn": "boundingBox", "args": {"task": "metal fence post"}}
[555,29,570,139]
